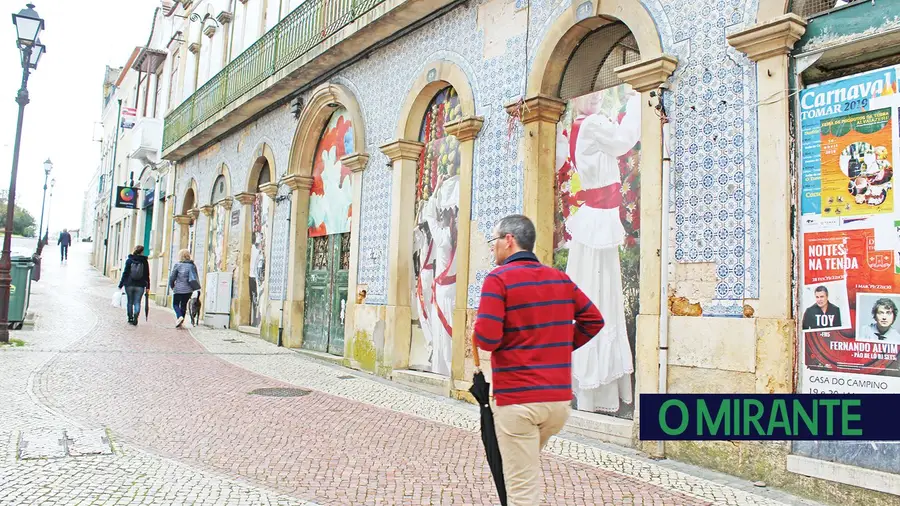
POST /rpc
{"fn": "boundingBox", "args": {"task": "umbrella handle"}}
[471,332,481,370]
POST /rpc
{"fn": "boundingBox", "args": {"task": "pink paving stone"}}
[34,270,713,506]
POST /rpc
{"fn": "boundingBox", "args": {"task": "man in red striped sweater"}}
[474,214,605,505]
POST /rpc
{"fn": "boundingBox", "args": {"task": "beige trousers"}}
[493,400,572,505]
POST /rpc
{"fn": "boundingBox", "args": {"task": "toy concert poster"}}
[798,64,900,396]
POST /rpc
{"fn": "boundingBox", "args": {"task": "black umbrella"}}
[144,289,150,321]
[469,334,507,506]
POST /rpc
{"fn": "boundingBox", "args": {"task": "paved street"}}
[0,243,823,505]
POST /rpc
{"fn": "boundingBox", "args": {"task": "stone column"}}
[728,14,806,393]
[339,153,369,356]
[233,192,257,327]
[217,197,234,272]
[279,174,313,348]
[174,214,193,260]
[504,95,567,265]
[186,208,200,259]
[379,139,424,373]
[614,55,678,453]
[199,205,215,299]
[258,181,279,336]
[444,116,484,388]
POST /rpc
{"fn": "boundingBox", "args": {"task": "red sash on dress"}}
[574,183,623,210]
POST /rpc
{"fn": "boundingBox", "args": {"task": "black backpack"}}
[130,260,145,282]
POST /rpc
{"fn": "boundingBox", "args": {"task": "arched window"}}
[791,0,859,18]
[211,174,227,203]
[559,22,640,101]
[409,85,463,376]
[554,22,643,419]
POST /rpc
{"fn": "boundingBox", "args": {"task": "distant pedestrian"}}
[118,245,150,326]
[57,228,72,262]
[168,248,199,328]
[473,214,605,505]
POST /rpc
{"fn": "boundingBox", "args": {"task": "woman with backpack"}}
[118,245,151,326]
[168,248,200,328]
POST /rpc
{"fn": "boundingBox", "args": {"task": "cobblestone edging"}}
[187,327,822,506]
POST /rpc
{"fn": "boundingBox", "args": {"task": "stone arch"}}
[396,60,476,141]
[381,60,481,380]
[289,83,367,177]
[210,162,233,205]
[247,142,276,192]
[520,0,673,444]
[528,0,663,97]
[181,178,199,214]
[281,82,370,352]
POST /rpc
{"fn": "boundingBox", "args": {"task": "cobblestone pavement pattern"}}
[0,245,824,505]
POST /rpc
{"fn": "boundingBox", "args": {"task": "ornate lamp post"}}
[36,158,50,245]
[0,3,45,343]
[45,177,54,243]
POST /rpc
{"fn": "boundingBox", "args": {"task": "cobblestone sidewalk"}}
[0,245,825,505]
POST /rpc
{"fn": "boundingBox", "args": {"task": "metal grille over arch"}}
[558,22,641,101]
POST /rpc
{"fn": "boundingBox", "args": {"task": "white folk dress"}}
[563,92,641,413]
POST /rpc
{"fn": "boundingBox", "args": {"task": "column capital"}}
[188,42,201,55]
[445,116,485,142]
[217,196,233,211]
[281,174,314,192]
[615,55,679,92]
[727,13,807,62]
[235,192,256,205]
[505,95,566,125]
[199,205,214,216]
[216,10,234,25]
[340,153,370,173]
[379,139,424,163]
[259,182,278,199]
[186,208,200,220]
[174,214,192,225]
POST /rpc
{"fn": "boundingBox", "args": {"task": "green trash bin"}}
[8,255,35,329]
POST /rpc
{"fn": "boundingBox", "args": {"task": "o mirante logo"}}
[639,394,896,441]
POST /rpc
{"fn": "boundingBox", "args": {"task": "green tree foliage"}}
[0,198,37,237]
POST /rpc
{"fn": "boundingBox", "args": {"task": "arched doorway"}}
[246,160,272,328]
[553,22,642,419]
[207,171,231,274]
[301,106,355,356]
[408,85,463,376]
[181,182,198,256]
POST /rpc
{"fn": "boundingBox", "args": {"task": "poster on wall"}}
[308,107,354,237]
[409,86,461,376]
[553,83,640,419]
[249,193,269,328]
[796,64,900,475]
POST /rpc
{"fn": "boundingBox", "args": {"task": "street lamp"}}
[0,3,46,343]
[36,158,50,246]
[45,177,54,243]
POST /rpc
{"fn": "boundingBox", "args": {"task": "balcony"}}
[163,0,461,160]
[129,117,164,163]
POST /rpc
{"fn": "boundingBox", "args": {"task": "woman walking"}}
[168,248,199,328]
[118,245,151,325]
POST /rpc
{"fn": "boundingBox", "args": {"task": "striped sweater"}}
[474,251,605,406]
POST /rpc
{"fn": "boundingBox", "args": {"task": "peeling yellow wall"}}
[349,304,387,374]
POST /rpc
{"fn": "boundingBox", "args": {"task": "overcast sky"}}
[0,0,160,235]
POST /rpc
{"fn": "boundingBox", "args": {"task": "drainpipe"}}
[656,88,672,459]
[276,189,291,347]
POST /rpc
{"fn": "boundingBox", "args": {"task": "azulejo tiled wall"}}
[171,0,766,318]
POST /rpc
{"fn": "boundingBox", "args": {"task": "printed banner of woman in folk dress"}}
[554,83,641,418]
[410,86,462,376]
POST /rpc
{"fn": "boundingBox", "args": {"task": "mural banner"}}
[308,107,353,238]
[796,64,900,474]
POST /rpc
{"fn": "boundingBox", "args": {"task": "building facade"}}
[87,0,900,504]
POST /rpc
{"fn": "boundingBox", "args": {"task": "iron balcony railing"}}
[163,0,383,151]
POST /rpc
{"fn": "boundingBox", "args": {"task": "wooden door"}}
[302,233,349,356]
